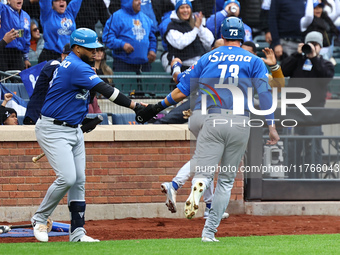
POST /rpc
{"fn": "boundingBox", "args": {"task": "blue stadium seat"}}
[86,113,109,125]
[111,113,141,125]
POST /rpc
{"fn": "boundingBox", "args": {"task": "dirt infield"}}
[1,215,340,243]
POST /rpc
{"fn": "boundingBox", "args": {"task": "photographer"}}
[281,31,334,179]
[0,1,31,71]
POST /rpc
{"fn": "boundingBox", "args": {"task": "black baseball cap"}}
[0,107,17,125]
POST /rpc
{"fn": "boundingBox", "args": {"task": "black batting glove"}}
[135,102,165,124]
[133,103,145,115]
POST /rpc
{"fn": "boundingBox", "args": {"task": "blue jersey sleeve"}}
[252,58,274,123]
[252,58,271,94]
[73,65,103,90]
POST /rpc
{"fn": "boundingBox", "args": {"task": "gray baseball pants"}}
[190,113,250,239]
[32,116,86,224]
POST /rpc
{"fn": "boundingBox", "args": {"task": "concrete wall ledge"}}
[0,201,244,222]
[3,202,340,222]
[245,201,340,216]
[0,124,191,142]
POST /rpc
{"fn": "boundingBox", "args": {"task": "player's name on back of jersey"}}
[208,52,252,63]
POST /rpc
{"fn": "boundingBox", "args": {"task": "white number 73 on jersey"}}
[216,64,239,86]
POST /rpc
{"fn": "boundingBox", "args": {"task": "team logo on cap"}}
[74,37,85,43]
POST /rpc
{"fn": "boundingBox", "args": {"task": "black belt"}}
[53,119,78,128]
[207,108,250,117]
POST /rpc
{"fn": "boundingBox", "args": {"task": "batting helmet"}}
[221,17,245,42]
[70,28,103,49]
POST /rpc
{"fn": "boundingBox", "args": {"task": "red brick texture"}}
[0,141,244,206]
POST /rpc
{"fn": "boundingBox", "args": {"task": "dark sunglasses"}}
[32,28,39,32]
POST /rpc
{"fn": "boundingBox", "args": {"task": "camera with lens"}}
[230,6,238,13]
[301,43,312,55]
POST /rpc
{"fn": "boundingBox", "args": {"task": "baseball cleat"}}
[202,236,220,242]
[161,182,177,213]
[78,235,100,242]
[185,181,206,219]
[32,221,49,242]
[70,227,100,242]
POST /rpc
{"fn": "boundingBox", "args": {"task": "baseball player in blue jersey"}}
[136,17,280,242]
[31,28,145,242]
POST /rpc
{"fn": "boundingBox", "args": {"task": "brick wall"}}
[0,140,244,206]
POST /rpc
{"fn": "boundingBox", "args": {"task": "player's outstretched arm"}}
[135,88,187,124]
[92,82,146,115]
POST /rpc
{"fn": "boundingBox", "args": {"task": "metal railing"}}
[262,135,340,180]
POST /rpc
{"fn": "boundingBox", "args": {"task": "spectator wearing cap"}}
[0,0,31,71]
[24,43,72,124]
[281,31,334,179]
[300,0,340,60]
[38,0,82,63]
[102,0,157,73]
[206,0,252,41]
[269,0,305,60]
[0,93,18,125]
[29,20,45,64]
[164,0,214,71]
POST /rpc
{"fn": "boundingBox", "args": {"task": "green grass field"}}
[1,234,340,255]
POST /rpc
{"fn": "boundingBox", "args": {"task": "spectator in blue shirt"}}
[102,0,157,73]
[38,0,82,63]
[0,0,31,71]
